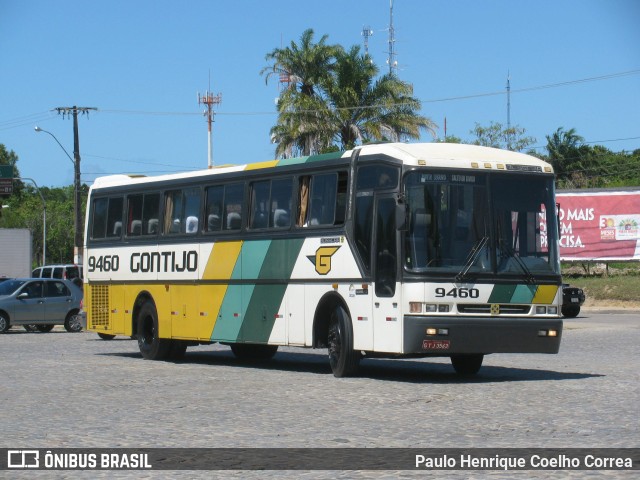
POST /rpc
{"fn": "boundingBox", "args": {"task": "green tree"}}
[265,33,436,156]
[471,122,536,151]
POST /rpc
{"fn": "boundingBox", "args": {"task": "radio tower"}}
[198,76,222,168]
[361,26,373,56]
[387,0,397,75]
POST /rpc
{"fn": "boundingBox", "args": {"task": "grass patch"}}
[565,275,640,302]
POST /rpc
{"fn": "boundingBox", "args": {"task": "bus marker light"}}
[332,283,338,290]
[471,162,479,168]
[548,306,558,315]
[536,306,547,315]
[438,329,449,335]
[386,317,397,322]
[538,330,547,336]
[425,304,437,313]
[438,305,450,313]
[484,162,492,169]
[426,328,437,336]
[548,329,558,337]
[409,302,423,313]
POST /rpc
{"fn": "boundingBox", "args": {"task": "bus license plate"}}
[423,339,450,350]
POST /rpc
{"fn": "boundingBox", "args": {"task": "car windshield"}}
[404,170,560,279]
[0,280,26,296]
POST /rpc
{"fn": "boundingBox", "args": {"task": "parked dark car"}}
[562,284,586,318]
[0,278,83,333]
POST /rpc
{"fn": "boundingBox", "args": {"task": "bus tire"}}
[230,343,278,361]
[451,354,484,375]
[137,301,171,360]
[327,306,360,377]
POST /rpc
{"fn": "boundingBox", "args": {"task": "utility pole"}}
[54,106,96,264]
[198,76,222,168]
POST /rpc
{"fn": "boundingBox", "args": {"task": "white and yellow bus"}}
[83,142,563,377]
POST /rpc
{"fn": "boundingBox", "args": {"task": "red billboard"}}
[554,189,640,261]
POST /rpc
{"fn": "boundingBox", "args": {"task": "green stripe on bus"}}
[488,284,517,303]
[211,240,272,341]
[240,238,305,343]
[511,284,538,303]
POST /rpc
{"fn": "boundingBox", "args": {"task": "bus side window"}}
[91,198,108,239]
[106,197,123,239]
[250,180,270,229]
[224,183,244,231]
[270,178,292,228]
[205,185,224,232]
[127,194,143,236]
[143,194,160,236]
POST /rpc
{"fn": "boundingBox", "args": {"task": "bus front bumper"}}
[403,316,563,355]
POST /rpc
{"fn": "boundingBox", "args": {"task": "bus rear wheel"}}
[327,306,360,377]
[137,301,171,360]
[451,354,484,375]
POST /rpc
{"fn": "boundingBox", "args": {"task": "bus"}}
[83,142,563,377]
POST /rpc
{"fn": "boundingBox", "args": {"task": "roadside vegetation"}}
[563,263,640,304]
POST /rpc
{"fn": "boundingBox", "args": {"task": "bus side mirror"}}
[395,204,407,230]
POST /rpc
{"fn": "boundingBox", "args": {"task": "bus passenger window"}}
[205,185,224,232]
[270,178,292,228]
[250,180,270,229]
[106,197,123,239]
[224,183,244,231]
[91,198,108,239]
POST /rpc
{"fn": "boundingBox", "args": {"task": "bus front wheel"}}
[137,301,171,360]
[451,354,484,375]
[327,306,360,377]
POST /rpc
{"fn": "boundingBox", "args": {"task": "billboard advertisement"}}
[553,189,640,261]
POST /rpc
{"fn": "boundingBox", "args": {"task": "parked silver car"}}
[0,278,83,333]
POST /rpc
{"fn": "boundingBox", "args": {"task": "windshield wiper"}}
[455,236,489,282]
[498,239,536,284]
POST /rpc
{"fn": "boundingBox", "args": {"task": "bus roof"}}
[91,142,552,190]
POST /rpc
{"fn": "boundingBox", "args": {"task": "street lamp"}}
[34,126,82,264]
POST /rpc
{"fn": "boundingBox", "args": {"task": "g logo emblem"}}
[490,304,500,315]
[307,246,340,275]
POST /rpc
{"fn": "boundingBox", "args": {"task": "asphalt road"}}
[1,310,637,479]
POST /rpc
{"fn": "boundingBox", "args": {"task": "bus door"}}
[372,195,402,352]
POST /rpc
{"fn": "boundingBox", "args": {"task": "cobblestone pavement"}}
[1,311,637,479]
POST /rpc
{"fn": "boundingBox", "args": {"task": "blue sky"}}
[1,0,639,188]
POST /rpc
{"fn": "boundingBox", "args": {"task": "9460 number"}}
[87,255,120,272]
[435,287,479,299]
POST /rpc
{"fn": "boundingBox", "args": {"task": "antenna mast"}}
[506,71,511,130]
[387,0,397,75]
[198,74,222,168]
[362,25,373,56]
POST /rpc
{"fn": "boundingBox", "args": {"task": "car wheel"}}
[562,305,580,318]
[137,300,171,360]
[97,333,116,340]
[36,325,55,333]
[0,313,10,333]
[64,312,83,332]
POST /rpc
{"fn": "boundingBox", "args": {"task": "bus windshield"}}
[404,170,560,278]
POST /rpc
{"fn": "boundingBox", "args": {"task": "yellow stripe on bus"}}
[532,285,559,304]
[245,160,279,170]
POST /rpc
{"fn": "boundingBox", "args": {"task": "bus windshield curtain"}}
[164,195,174,233]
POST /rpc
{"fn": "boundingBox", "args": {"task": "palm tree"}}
[546,127,585,181]
[261,28,339,98]
[270,44,436,155]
